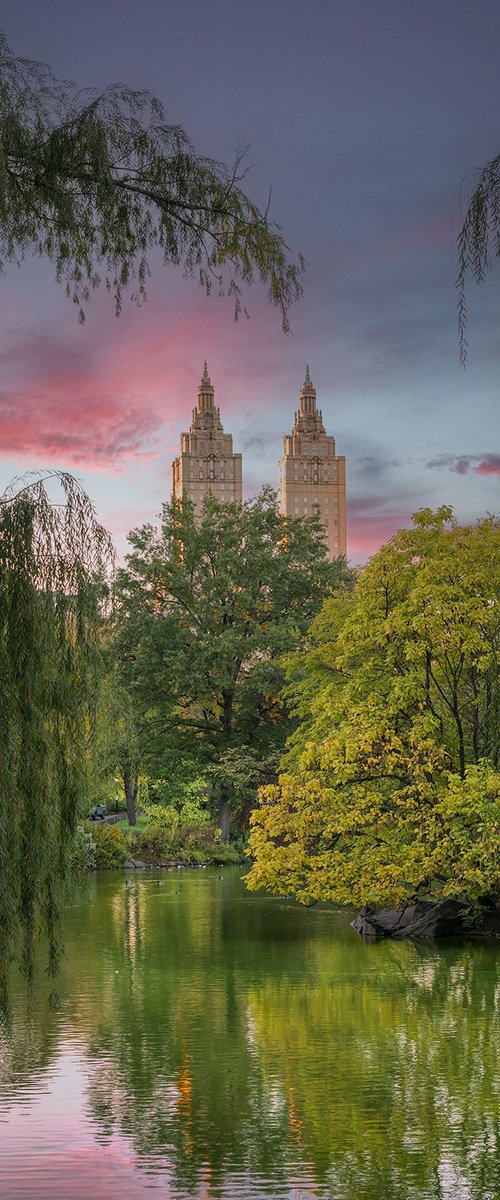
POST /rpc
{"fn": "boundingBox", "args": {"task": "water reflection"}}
[1,868,500,1199]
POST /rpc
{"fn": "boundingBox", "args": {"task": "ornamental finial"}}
[304,363,313,388]
[201,361,211,386]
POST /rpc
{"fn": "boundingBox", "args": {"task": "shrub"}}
[129,826,177,863]
[211,840,246,865]
[128,820,241,865]
[143,803,180,831]
[179,798,211,826]
[88,821,128,868]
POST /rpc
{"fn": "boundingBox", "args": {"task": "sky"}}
[1,0,500,562]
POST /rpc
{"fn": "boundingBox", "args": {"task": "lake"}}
[1,866,499,1200]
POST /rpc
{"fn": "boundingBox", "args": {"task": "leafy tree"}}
[0,472,112,986]
[114,489,348,838]
[457,149,500,363]
[247,507,500,908]
[0,35,303,328]
[90,669,142,824]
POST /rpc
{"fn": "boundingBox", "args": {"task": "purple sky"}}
[1,0,499,560]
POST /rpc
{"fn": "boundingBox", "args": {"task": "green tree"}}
[247,507,500,907]
[115,489,347,839]
[0,35,303,328]
[90,669,142,824]
[0,472,112,986]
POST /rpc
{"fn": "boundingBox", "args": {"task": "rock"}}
[133,860,147,868]
[350,908,384,940]
[393,899,468,939]
[123,861,136,870]
[351,899,469,941]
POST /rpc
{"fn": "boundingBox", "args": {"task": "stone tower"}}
[278,367,346,559]
[172,363,242,513]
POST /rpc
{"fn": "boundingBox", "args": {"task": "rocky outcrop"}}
[351,899,480,941]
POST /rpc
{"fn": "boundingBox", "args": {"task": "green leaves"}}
[0,36,303,327]
[248,510,500,908]
[113,490,345,829]
[0,472,113,981]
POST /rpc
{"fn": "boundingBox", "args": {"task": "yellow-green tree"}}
[247,508,500,908]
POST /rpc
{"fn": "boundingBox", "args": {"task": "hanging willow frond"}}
[457,152,500,365]
[0,35,304,330]
[0,472,113,989]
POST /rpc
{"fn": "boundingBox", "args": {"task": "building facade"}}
[278,366,346,559]
[172,363,242,513]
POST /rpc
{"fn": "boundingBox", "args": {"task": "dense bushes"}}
[87,821,128,868]
[130,822,241,865]
[77,814,244,872]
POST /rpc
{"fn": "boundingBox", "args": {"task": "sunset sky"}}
[2,0,500,561]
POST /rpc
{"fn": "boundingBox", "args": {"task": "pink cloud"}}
[0,390,162,470]
[346,499,414,563]
[426,453,500,477]
[0,280,293,475]
[475,455,500,477]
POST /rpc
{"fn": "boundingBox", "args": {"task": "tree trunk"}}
[218,795,230,843]
[123,768,138,826]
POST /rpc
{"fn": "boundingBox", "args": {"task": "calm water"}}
[1,868,500,1200]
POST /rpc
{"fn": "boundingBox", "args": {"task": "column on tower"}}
[278,366,346,559]
[172,363,242,514]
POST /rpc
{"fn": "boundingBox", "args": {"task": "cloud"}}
[240,433,269,453]
[346,495,415,563]
[426,453,500,477]
[0,390,162,470]
[476,455,500,477]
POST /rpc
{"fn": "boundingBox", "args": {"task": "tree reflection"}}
[1,870,500,1200]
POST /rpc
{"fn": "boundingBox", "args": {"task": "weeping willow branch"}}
[0,34,304,330]
[457,152,500,365]
[0,471,114,987]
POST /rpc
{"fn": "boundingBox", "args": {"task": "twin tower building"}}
[172,363,346,560]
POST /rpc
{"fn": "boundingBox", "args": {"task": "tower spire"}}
[299,363,317,416]
[198,360,214,411]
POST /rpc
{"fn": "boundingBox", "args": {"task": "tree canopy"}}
[247,508,500,908]
[114,489,348,837]
[0,35,303,327]
[0,472,112,988]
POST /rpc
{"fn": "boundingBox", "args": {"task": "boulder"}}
[352,899,469,940]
